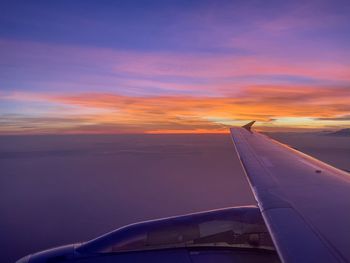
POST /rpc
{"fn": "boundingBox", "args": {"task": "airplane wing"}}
[230,123,350,263]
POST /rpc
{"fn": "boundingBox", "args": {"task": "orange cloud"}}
[56,85,350,113]
[1,85,350,134]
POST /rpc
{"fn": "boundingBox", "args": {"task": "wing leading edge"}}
[230,123,350,263]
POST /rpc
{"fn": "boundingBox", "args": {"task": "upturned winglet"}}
[242,121,255,131]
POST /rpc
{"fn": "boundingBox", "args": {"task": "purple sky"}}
[1,0,350,133]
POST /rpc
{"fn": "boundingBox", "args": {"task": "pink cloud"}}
[2,39,349,85]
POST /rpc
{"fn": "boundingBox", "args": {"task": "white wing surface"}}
[230,124,350,263]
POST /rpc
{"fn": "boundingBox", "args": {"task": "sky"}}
[1,0,350,134]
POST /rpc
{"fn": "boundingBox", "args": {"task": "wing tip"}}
[242,121,256,131]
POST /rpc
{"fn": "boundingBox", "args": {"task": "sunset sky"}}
[1,0,350,134]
